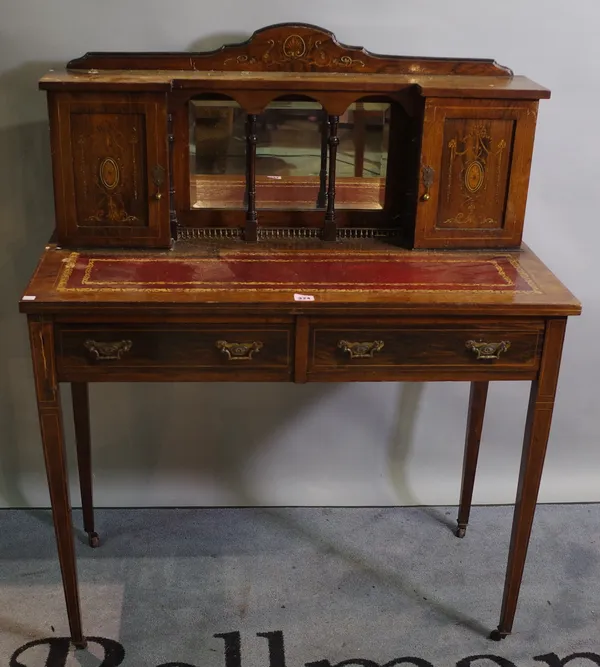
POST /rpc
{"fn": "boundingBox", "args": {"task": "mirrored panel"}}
[335,101,390,210]
[189,98,391,212]
[255,100,326,210]
[189,99,246,209]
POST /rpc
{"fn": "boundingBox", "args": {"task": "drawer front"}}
[57,325,292,379]
[308,319,543,379]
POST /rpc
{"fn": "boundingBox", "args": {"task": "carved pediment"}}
[68,23,512,76]
[220,24,372,72]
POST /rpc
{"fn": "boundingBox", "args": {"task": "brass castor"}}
[87,532,100,548]
[489,628,509,641]
[456,525,467,538]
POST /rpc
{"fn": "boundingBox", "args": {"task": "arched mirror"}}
[189,96,246,209]
[254,97,326,210]
[335,100,391,210]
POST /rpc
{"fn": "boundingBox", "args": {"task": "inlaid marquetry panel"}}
[438,118,515,230]
[414,98,538,249]
[70,111,148,227]
[48,92,171,248]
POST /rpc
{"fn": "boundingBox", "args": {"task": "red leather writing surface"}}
[58,251,539,294]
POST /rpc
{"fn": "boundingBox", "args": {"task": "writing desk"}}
[19,239,581,648]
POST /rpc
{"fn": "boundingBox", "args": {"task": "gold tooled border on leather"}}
[56,251,542,294]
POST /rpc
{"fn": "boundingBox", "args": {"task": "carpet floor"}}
[0,505,598,666]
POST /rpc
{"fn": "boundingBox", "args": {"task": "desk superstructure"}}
[20,24,580,647]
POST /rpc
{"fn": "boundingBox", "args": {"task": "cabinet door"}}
[49,92,170,248]
[414,98,538,248]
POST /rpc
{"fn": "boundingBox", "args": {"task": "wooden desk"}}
[19,240,580,648]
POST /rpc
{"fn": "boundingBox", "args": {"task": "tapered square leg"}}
[493,318,567,639]
[29,317,86,648]
[457,381,489,538]
[72,382,99,548]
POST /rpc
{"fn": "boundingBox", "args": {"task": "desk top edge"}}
[19,242,581,318]
[38,71,550,99]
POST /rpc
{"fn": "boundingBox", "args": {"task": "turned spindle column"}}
[316,111,329,209]
[324,114,339,241]
[245,113,258,242]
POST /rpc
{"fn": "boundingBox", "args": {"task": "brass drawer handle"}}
[465,340,511,360]
[216,340,263,360]
[84,339,132,361]
[338,339,384,359]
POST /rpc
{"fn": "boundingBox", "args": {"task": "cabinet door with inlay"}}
[49,92,170,248]
[414,98,538,249]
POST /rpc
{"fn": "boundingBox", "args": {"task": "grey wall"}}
[0,0,597,508]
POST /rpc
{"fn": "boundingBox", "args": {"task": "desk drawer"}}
[308,319,544,380]
[56,324,292,380]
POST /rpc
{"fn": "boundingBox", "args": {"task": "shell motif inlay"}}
[283,34,307,59]
[99,157,120,191]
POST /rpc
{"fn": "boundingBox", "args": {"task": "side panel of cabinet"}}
[48,92,171,248]
[414,98,538,248]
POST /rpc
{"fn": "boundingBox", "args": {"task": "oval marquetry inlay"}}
[99,157,120,191]
[464,160,485,194]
